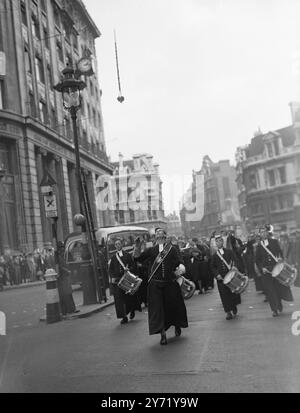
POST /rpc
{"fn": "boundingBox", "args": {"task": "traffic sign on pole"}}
[44,194,58,218]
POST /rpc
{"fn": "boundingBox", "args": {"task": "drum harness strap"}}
[148,243,173,284]
[260,243,279,264]
[216,251,232,271]
[116,252,129,272]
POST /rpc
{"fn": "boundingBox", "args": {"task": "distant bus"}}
[64,226,151,284]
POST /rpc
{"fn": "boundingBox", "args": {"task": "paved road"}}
[0,285,88,332]
[1,280,300,393]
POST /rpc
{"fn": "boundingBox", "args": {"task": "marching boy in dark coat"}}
[211,234,241,320]
[109,239,141,324]
[256,226,293,317]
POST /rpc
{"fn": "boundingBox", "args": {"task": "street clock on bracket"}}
[77,56,94,76]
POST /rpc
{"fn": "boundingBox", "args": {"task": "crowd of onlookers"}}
[0,248,55,291]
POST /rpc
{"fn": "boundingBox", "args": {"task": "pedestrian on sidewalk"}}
[57,242,77,316]
[256,226,293,317]
[210,234,241,320]
[109,238,141,325]
[133,228,188,345]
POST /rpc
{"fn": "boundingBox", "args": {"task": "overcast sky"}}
[84,0,300,214]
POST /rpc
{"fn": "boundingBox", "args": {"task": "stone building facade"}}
[110,153,166,233]
[180,156,241,238]
[235,110,300,234]
[0,0,113,254]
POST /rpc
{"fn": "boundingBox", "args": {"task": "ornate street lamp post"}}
[54,66,101,304]
[54,66,86,217]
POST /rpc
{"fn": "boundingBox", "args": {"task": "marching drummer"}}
[211,234,242,320]
[255,226,294,317]
[133,228,188,345]
[108,238,141,325]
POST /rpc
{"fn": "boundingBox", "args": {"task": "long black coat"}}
[109,251,141,319]
[186,257,202,283]
[211,248,241,313]
[256,239,293,307]
[135,244,188,335]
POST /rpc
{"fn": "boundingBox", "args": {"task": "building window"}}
[0,79,4,109]
[43,27,50,49]
[29,92,36,116]
[31,15,40,39]
[21,2,27,26]
[269,197,277,211]
[24,45,32,73]
[72,31,79,51]
[114,210,119,224]
[268,170,276,187]
[249,173,257,190]
[277,195,284,210]
[274,139,280,156]
[50,107,56,128]
[222,177,231,198]
[64,26,71,45]
[40,0,47,14]
[35,55,45,83]
[266,142,274,158]
[129,209,135,223]
[39,100,47,123]
[278,166,286,184]
[287,194,294,209]
[46,65,52,89]
[53,3,60,28]
[119,210,125,224]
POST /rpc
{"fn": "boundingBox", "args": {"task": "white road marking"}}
[23,310,27,313]
[208,308,214,311]
[13,325,20,329]
[249,306,254,309]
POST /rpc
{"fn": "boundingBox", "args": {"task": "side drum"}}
[176,276,196,299]
[118,271,143,295]
[223,268,249,294]
[272,262,297,287]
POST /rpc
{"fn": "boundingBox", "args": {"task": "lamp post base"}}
[81,262,98,305]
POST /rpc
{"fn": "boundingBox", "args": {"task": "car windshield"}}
[107,231,150,255]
